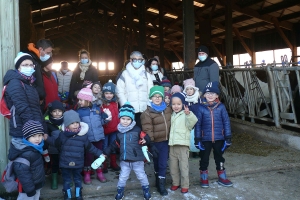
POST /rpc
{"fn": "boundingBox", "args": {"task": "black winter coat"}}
[8,143,45,197]
[3,70,47,137]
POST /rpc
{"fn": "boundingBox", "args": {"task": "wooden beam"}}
[272,18,293,50]
[232,27,253,55]
[258,0,299,15]
[31,0,70,11]
[210,42,225,66]
[169,45,183,63]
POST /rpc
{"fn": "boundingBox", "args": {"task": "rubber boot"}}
[102,160,108,173]
[63,189,72,200]
[51,173,58,190]
[83,167,91,185]
[158,177,168,196]
[115,186,124,200]
[75,187,83,200]
[154,172,160,192]
[96,168,107,182]
[110,154,121,171]
[200,170,209,188]
[217,170,233,187]
[142,185,151,200]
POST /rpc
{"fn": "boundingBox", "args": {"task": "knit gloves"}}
[221,138,232,152]
[103,108,112,121]
[194,138,205,150]
[91,155,106,169]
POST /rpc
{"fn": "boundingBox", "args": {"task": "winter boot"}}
[110,154,121,171]
[96,168,107,182]
[102,160,108,173]
[154,172,160,192]
[115,186,125,200]
[75,187,83,200]
[142,185,151,200]
[83,166,91,185]
[158,177,168,196]
[51,173,58,190]
[200,170,209,188]
[63,189,72,200]
[217,170,233,187]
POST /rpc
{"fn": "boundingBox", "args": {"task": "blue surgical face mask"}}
[132,62,143,69]
[198,55,207,62]
[40,54,50,62]
[81,59,88,64]
[151,65,158,71]
[20,67,35,76]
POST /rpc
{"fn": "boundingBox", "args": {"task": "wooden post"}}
[159,1,165,69]
[0,0,20,173]
[225,0,233,65]
[138,0,146,53]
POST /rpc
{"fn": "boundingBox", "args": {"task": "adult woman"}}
[3,52,47,138]
[145,58,164,85]
[68,49,99,104]
[116,51,153,127]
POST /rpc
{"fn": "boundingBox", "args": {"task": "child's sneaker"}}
[142,185,151,200]
[115,186,124,200]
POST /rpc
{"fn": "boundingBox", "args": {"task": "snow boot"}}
[200,170,209,188]
[115,186,124,200]
[63,189,72,200]
[154,172,160,192]
[142,185,151,200]
[96,168,107,182]
[83,166,91,185]
[51,173,58,190]
[158,177,168,196]
[217,170,233,187]
[110,154,121,171]
[75,187,83,200]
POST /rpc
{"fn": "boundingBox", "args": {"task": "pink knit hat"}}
[171,85,182,94]
[183,78,199,93]
[77,88,93,102]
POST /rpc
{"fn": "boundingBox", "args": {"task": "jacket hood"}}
[3,69,25,85]
[61,122,89,136]
[8,138,33,160]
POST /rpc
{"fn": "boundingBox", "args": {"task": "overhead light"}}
[164,13,178,19]
[147,7,159,14]
[133,18,139,22]
[150,35,157,38]
[133,3,137,7]
[179,0,205,8]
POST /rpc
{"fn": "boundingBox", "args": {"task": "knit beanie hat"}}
[14,52,33,69]
[48,100,65,113]
[91,81,102,91]
[171,85,182,94]
[198,45,209,55]
[160,77,172,88]
[149,86,165,99]
[77,87,93,102]
[22,120,44,140]
[164,92,171,99]
[63,110,81,127]
[171,92,187,106]
[41,56,53,68]
[183,78,199,93]
[203,81,220,95]
[119,102,135,120]
[102,79,116,94]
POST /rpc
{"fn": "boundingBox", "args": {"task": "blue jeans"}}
[103,132,117,153]
[61,168,82,190]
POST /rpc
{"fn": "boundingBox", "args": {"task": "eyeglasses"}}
[131,58,144,63]
[152,95,162,99]
[20,64,35,68]
[205,92,217,96]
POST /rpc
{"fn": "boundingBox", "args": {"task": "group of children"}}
[10,76,233,200]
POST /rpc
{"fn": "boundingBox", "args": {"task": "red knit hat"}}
[77,88,93,102]
[160,77,172,88]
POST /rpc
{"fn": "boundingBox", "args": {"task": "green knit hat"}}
[149,86,164,99]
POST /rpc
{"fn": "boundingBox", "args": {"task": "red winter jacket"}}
[101,102,119,135]
[42,71,59,110]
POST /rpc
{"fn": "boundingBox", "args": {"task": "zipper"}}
[162,112,168,140]
[123,132,126,160]
[209,108,215,142]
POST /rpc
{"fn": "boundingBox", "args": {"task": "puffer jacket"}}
[42,70,60,109]
[169,110,198,147]
[77,104,108,142]
[116,62,153,113]
[46,122,102,168]
[104,125,151,162]
[57,70,73,93]
[194,99,231,142]
[3,70,47,137]
[8,138,45,197]
[44,115,62,154]
[101,101,119,135]
[141,105,172,142]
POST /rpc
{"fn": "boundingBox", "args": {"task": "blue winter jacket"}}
[194,99,231,142]
[77,104,108,142]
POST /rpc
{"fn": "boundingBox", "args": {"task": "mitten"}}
[91,155,106,169]
[149,144,159,158]
[142,146,151,162]
[221,138,232,152]
[43,149,50,162]
[194,138,205,150]
[103,108,112,121]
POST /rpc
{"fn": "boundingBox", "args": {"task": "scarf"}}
[150,101,167,112]
[202,98,220,109]
[64,126,81,137]
[125,62,145,89]
[49,115,64,126]
[185,91,200,104]
[79,59,92,80]
[92,93,103,106]
[117,121,136,133]
[16,70,36,84]
[22,138,44,154]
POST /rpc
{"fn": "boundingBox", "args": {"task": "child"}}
[183,78,201,117]
[141,86,172,196]
[44,100,65,190]
[101,80,120,172]
[169,92,198,193]
[91,81,103,106]
[164,92,171,107]
[170,85,182,95]
[194,81,233,188]
[8,120,45,199]
[103,102,155,200]
[160,77,172,93]
[57,61,73,103]
[45,110,103,200]
[76,87,111,184]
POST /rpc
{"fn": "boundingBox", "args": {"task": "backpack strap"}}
[13,157,30,166]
